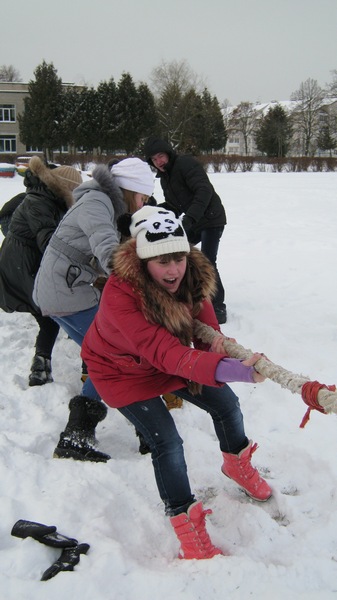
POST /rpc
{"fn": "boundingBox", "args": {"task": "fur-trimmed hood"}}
[73,164,126,221]
[28,156,75,209]
[112,239,217,348]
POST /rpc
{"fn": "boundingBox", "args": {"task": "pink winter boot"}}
[170,501,224,559]
[221,440,272,502]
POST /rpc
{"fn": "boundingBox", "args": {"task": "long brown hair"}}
[120,189,149,214]
[141,250,206,317]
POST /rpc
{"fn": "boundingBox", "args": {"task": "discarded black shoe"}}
[41,543,90,581]
[11,519,78,548]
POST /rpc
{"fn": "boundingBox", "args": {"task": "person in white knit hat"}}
[81,205,271,560]
[110,157,154,199]
[33,157,154,462]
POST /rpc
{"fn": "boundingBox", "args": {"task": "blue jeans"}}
[118,384,248,516]
[52,306,100,401]
[190,227,225,307]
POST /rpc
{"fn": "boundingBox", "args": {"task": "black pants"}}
[33,313,60,359]
[190,226,225,307]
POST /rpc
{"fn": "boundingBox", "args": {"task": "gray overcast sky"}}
[2,0,337,105]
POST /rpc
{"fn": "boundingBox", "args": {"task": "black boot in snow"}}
[135,429,151,455]
[53,395,111,463]
[29,354,53,387]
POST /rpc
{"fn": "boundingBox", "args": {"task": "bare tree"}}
[150,59,203,98]
[290,78,324,156]
[227,101,260,155]
[150,59,205,148]
[326,69,337,97]
[0,65,22,82]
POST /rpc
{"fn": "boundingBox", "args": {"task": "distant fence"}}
[197,155,337,173]
[2,153,337,173]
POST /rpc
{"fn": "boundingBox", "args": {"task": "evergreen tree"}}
[200,89,227,152]
[115,73,140,154]
[136,82,158,147]
[97,78,119,154]
[156,81,185,146]
[255,104,292,157]
[18,61,64,161]
[59,86,82,153]
[70,87,100,153]
[317,124,337,156]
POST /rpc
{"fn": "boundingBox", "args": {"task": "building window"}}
[0,135,16,153]
[26,145,43,152]
[55,145,69,153]
[0,104,16,122]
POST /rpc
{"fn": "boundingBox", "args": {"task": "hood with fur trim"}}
[73,164,126,221]
[28,156,76,209]
[111,238,216,347]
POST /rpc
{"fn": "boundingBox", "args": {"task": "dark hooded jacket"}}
[0,158,74,314]
[0,192,26,236]
[144,137,226,243]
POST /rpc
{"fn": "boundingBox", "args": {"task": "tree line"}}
[1,62,337,160]
[2,61,226,161]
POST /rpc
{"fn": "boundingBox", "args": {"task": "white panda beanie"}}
[129,206,190,259]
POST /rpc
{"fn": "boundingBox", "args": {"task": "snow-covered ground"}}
[0,167,337,599]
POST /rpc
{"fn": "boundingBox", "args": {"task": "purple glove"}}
[215,358,255,383]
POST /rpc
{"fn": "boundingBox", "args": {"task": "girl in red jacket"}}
[82,205,271,560]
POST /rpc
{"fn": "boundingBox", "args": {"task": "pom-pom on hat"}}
[53,166,82,191]
[129,206,190,259]
[111,157,154,196]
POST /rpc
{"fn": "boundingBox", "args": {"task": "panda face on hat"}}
[137,210,184,242]
[130,207,190,259]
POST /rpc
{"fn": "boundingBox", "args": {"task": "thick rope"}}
[193,319,337,420]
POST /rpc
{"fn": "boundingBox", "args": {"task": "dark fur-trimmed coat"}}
[81,239,228,408]
[0,157,74,314]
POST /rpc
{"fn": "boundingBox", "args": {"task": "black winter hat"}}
[144,136,174,162]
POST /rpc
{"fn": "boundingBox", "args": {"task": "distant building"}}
[223,99,337,156]
[0,82,30,155]
[0,81,82,157]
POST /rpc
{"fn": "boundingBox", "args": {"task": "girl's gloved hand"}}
[242,353,267,383]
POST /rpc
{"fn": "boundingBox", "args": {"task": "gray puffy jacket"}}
[33,164,125,316]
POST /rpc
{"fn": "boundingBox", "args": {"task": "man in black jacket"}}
[144,136,227,324]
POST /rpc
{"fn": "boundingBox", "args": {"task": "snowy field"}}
[0,167,337,599]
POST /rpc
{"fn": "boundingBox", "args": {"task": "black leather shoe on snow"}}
[29,355,53,386]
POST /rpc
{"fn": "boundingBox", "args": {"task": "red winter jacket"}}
[81,274,226,408]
